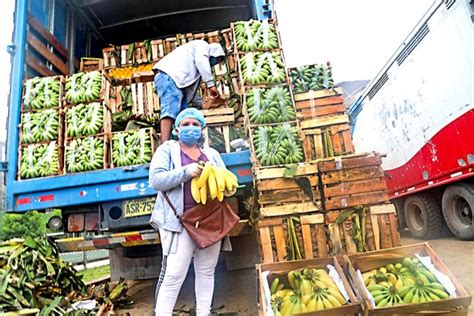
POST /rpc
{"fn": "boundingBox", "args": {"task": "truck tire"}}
[441,184,474,240]
[392,198,406,229]
[404,194,443,239]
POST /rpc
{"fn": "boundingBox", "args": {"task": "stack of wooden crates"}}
[227,20,401,264]
[102,29,241,154]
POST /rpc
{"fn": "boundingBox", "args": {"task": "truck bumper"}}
[56,219,251,252]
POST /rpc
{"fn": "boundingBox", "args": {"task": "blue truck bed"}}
[4,0,256,213]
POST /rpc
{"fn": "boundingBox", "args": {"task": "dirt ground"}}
[118,231,474,316]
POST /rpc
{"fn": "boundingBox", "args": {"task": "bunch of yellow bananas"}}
[363,257,450,307]
[191,163,239,204]
[269,268,347,315]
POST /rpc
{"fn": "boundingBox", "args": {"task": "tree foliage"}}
[0,210,61,241]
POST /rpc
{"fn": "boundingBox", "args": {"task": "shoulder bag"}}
[163,193,239,249]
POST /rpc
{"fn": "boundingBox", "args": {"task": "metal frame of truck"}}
[349,0,474,240]
[3,0,275,277]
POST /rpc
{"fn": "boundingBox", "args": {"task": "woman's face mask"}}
[178,125,202,145]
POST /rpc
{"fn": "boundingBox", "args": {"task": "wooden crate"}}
[294,87,345,121]
[102,46,120,69]
[256,216,291,263]
[303,122,355,160]
[63,102,112,140]
[231,19,281,54]
[130,81,160,115]
[79,58,104,73]
[325,208,368,256]
[202,107,234,126]
[110,127,159,168]
[17,140,63,180]
[21,75,65,112]
[257,256,362,315]
[368,203,401,250]
[19,108,63,145]
[345,243,472,315]
[64,134,109,173]
[255,161,321,217]
[64,70,112,106]
[319,153,389,211]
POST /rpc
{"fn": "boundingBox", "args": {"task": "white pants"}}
[155,229,221,316]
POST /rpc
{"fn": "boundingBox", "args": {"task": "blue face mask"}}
[178,125,202,145]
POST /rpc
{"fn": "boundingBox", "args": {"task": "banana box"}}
[345,243,472,315]
[256,256,362,315]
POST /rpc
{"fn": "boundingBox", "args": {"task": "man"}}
[153,40,225,143]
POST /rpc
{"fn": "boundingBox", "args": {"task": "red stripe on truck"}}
[17,197,31,205]
[39,194,55,202]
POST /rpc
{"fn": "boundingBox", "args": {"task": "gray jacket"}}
[149,140,226,233]
[153,40,225,89]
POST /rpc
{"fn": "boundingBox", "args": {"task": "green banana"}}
[112,129,154,167]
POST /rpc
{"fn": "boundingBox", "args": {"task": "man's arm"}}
[194,44,214,88]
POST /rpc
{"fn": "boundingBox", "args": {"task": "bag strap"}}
[162,192,181,220]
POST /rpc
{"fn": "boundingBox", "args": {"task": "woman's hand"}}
[187,163,203,178]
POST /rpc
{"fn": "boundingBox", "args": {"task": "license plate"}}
[124,197,155,218]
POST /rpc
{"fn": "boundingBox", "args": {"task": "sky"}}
[274,0,433,82]
[0,0,433,145]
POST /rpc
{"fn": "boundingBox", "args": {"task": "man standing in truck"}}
[152,40,225,143]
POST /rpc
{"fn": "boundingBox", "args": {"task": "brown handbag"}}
[163,193,239,249]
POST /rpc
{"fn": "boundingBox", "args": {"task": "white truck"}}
[349,0,474,240]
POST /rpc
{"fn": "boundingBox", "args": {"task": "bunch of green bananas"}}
[66,102,104,137]
[21,109,59,144]
[234,19,279,52]
[290,63,335,93]
[246,86,295,124]
[66,137,104,172]
[65,71,102,104]
[270,268,347,315]
[363,257,451,307]
[253,125,304,166]
[241,52,286,85]
[19,142,59,179]
[23,76,61,110]
[112,129,153,167]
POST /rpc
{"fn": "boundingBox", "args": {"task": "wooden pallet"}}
[80,58,104,73]
[17,140,63,180]
[254,161,322,217]
[64,134,110,174]
[299,213,329,259]
[257,256,362,316]
[319,153,388,210]
[345,243,472,315]
[109,127,159,168]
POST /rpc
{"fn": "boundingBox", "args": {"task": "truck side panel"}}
[351,0,474,197]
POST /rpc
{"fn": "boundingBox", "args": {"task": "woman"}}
[149,108,231,316]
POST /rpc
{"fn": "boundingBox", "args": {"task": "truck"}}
[2,0,274,279]
[349,0,474,240]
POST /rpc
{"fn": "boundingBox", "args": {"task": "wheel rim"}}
[451,196,472,228]
[407,202,425,231]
